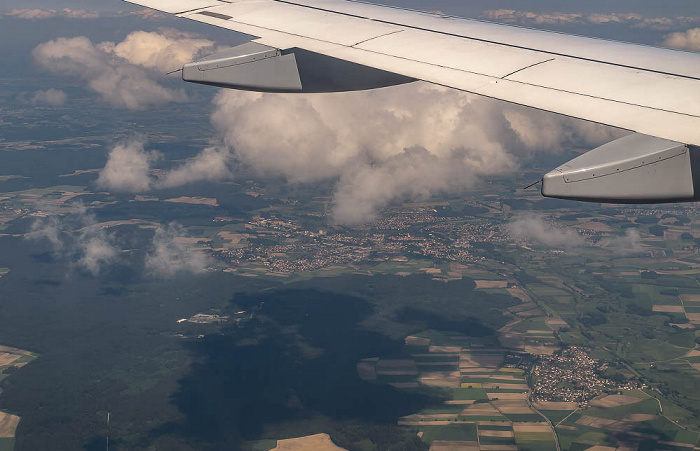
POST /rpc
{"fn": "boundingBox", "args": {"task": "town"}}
[531,346,641,404]
[212,206,507,273]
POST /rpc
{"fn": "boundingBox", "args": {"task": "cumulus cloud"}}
[157,146,233,188]
[28,89,67,107]
[5,8,99,19]
[145,223,209,277]
[506,214,586,249]
[663,28,700,51]
[32,30,215,109]
[95,138,234,193]
[482,9,700,30]
[211,84,618,224]
[106,29,216,73]
[27,204,119,275]
[96,138,158,193]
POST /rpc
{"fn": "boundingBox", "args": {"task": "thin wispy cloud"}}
[481,9,700,31]
[27,204,119,275]
[600,229,646,256]
[3,8,167,20]
[28,89,67,107]
[506,214,586,249]
[27,204,209,277]
[5,8,99,19]
[145,223,209,278]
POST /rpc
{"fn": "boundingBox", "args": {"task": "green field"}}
[0,438,14,451]
[419,423,477,443]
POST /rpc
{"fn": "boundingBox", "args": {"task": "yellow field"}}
[164,196,218,206]
[475,280,509,289]
[275,433,345,450]
[0,412,20,438]
[0,353,21,367]
[652,305,685,313]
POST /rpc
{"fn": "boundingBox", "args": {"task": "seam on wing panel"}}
[351,29,404,47]
[178,5,221,14]
[501,58,555,79]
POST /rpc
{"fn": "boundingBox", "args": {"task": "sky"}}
[1,0,699,225]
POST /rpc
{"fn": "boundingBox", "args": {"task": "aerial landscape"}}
[0,0,700,450]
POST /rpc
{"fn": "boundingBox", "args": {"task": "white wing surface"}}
[124,0,700,203]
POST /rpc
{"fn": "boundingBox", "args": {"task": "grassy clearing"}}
[451,388,488,400]
[419,423,477,443]
[510,318,550,333]
[0,438,14,451]
[11,355,36,365]
[248,439,278,451]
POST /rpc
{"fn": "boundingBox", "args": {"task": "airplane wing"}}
[124,0,700,203]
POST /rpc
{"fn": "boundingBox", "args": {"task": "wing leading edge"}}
[123,0,700,203]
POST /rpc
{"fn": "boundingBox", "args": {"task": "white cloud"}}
[332,148,477,225]
[211,84,618,224]
[28,215,64,250]
[145,223,209,277]
[27,204,118,275]
[157,146,233,188]
[127,9,169,20]
[96,138,158,193]
[4,8,99,19]
[106,28,216,73]
[96,139,234,193]
[506,214,586,249]
[61,8,100,19]
[6,8,58,19]
[29,89,67,107]
[481,9,700,30]
[27,207,210,278]
[663,28,700,51]
[601,229,646,255]
[32,30,215,109]
[76,234,119,276]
